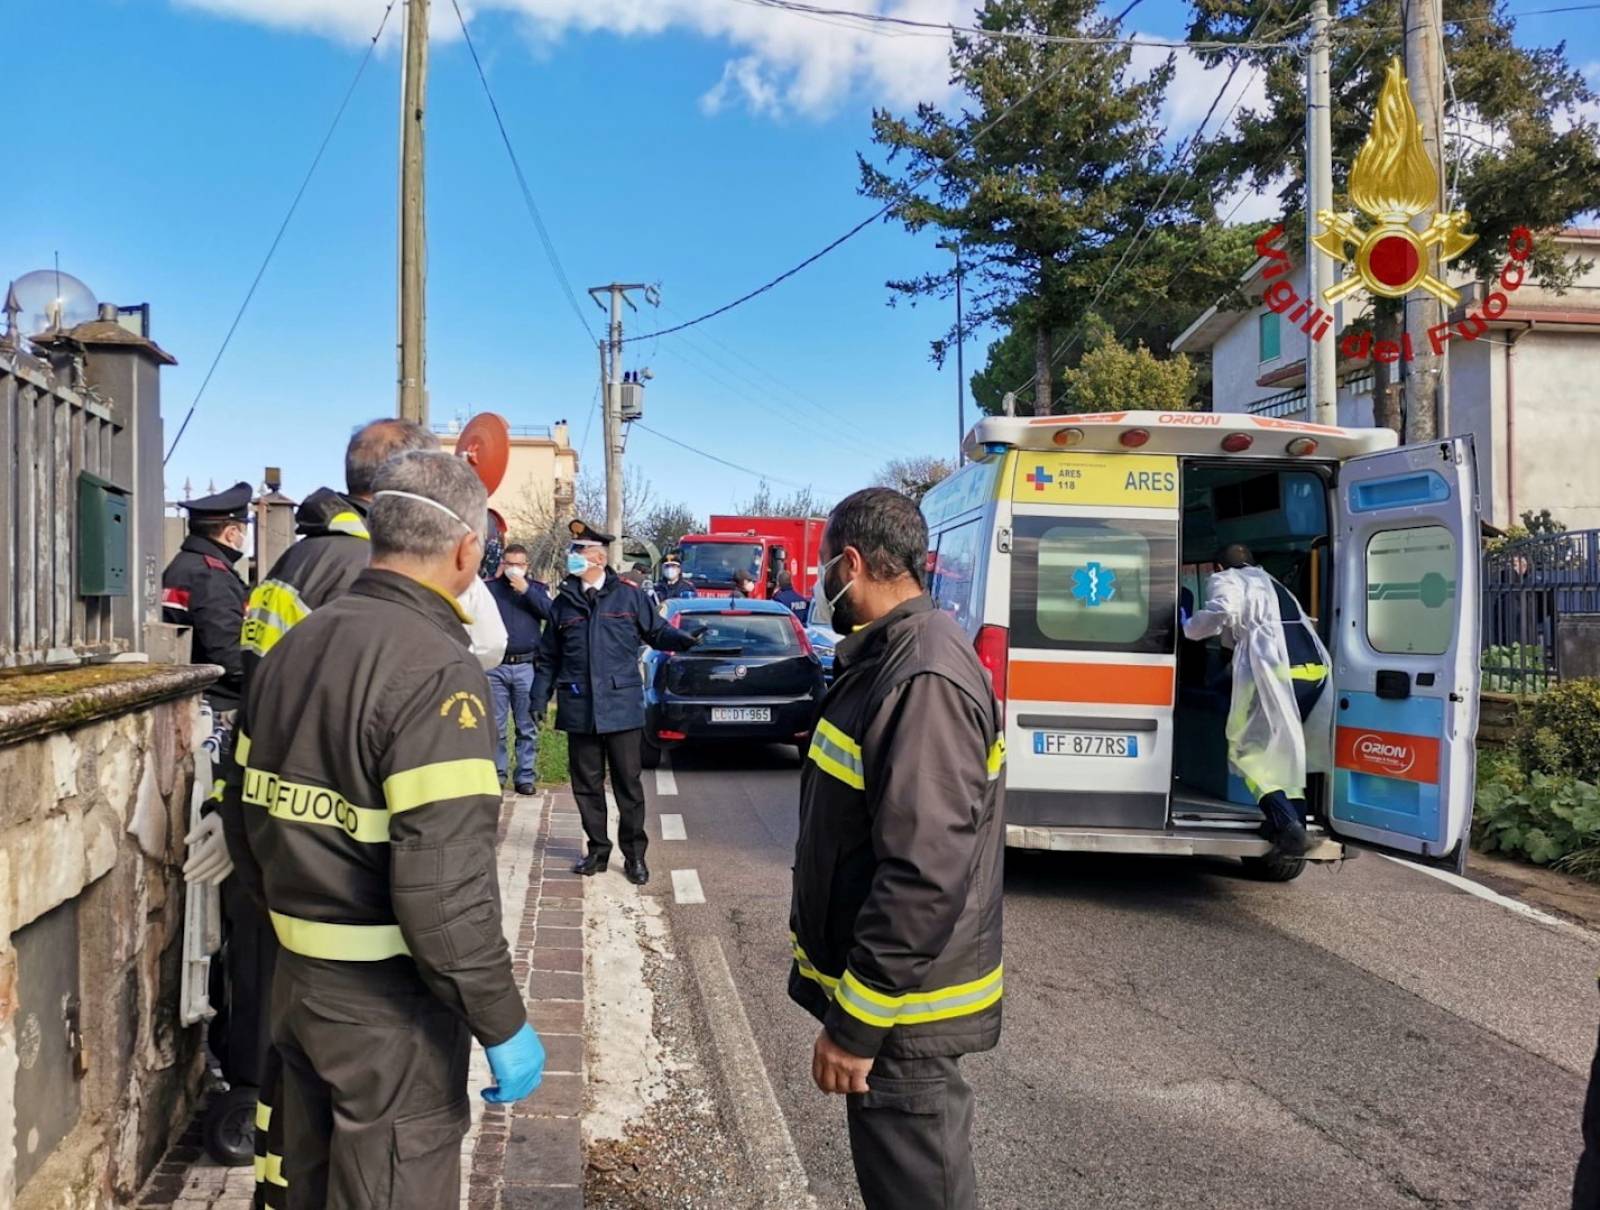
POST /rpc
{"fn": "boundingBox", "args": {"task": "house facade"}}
[1172,229,1600,530]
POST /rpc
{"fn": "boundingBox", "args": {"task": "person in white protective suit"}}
[1181,544,1333,856]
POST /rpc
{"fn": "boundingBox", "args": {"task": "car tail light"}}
[1221,432,1253,452]
[658,729,686,742]
[974,625,1009,706]
[1120,428,1150,448]
[788,612,815,655]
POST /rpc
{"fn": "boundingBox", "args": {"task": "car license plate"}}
[1032,731,1138,757]
[712,707,771,723]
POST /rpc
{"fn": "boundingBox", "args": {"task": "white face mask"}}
[810,553,853,630]
[457,577,508,670]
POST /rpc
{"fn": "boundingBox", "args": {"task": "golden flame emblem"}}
[1312,58,1476,307]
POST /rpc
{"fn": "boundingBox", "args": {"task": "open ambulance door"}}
[1328,437,1481,870]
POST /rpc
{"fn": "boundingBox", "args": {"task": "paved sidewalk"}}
[135,790,589,1210]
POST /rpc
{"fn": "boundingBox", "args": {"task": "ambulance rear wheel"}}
[1242,854,1307,882]
[203,1086,258,1167]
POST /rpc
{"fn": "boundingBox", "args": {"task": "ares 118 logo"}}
[1257,56,1533,367]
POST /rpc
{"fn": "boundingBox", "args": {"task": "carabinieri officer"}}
[533,520,699,886]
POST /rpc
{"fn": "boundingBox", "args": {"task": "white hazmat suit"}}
[1181,565,1333,801]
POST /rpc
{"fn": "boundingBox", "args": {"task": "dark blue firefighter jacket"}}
[532,570,697,734]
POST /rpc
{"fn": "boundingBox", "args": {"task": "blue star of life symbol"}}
[1071,562,1116,607]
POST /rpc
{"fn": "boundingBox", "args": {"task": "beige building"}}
[438,417,578,526]
[1172,228,1600,530]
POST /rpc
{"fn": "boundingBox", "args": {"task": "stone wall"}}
[0,665,218,1208]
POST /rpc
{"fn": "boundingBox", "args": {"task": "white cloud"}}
[1125,37,1270,141]
[175,0,966,117]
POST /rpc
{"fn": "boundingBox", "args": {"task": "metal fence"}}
[1482,528,1600,692]
[1,352,126,666]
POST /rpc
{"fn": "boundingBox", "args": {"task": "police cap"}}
[568,518,615,546]
[178,481,252,522]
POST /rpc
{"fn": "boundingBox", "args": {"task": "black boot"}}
[572,853,609,876]
[1259,792,1313,857]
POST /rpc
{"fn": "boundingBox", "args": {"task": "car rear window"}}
[679,613,799,655]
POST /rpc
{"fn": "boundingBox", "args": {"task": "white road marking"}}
[660,813,687,841]
[655,755,678,796]
[1379,854,1598,941]
[672,868,706,905]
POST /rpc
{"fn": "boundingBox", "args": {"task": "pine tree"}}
[859,0,1207,414]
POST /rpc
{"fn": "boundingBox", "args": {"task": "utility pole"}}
[1306,0,1338,425]
[940,239,968,463]
[397,0,429,424]
[1403,0,1447,441]
[588,283,652,568]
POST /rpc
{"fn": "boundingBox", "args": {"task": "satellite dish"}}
[455,412,510,494]
[9,269,99,336]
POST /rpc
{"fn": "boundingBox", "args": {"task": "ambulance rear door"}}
[1003,452,1180,832]
[1329,437,1481,869]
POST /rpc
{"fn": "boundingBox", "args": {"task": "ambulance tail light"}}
[1053,427,1085,447]
[975,625,1010,706]
[1287,436,1319,456]
[1120,428,1150,448]
[1221,432,1254,453]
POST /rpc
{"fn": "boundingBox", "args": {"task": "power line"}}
[448,0,595,342]
[164,0,397,464]
[631,421,822,491]
[621,51,1085,345]
[730,0,1308,51]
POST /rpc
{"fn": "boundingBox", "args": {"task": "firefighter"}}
[221,450,542,1209]
[192,419,433,1206]
[788,487,1005,1210]
[532,521,699,886]
[163,481,252,715]
[1182,543,1332,857]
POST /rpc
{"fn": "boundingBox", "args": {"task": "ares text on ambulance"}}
[920,411,1480,881]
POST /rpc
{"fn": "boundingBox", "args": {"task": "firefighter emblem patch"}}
[440,690,488,730]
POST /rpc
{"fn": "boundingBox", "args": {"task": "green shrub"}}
[1473,761,1600,866]
[1521,678,1600,783]
[1481,643,1551,694]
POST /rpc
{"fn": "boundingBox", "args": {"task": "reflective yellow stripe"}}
[793,934,1003,1028]
[254,1155,265,1182]
[834,964,1004,1028]
[234,732,251,766]
[241,581,312,658]
[243,767,390,843]
[269,912,410,961]
[255,1101,271,1131]
[383,758,501,814]
[209,777,226,802]
[327,510,370,539]
[1289,662,1328,681]
[808,718,865,790]
[790,933,840,991]
[263,1152,287,1188]
[986,737,1006,779]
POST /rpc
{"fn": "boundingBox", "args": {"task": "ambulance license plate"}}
[1033,731,1138,757]
[712,707,771,723]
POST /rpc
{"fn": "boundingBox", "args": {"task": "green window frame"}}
[1258,311,1281,363]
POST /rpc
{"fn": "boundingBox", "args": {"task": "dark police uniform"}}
[789,596,1005,1210]
[231,486,374,1208]
[484,572,552,788]
[162,482,252,712]
[221,569,522,1209]
[532,522,697,877]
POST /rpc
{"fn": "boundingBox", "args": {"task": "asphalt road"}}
[639,742,1599,1209]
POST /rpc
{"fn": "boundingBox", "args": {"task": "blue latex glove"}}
[483,1022,545,1104]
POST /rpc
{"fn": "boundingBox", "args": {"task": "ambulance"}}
[921,411,1480,880]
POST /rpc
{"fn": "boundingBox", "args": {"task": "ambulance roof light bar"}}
[964,411,1397,462]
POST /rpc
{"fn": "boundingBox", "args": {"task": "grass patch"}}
[537,715,569,786]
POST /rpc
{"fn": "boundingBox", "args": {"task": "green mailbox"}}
[77,472,130,597]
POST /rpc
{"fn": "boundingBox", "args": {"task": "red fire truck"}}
[676,515,827,598]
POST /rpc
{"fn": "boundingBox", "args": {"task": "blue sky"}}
[6,0,1595,520]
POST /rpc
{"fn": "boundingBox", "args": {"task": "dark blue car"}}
[641,598,825,767]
